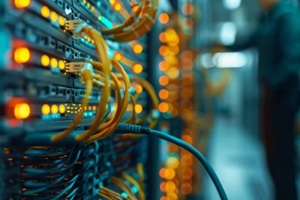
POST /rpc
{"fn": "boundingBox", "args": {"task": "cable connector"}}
[66,62,85,73]
[66,58,94,73]
[66,20,81,32]
[114,123,146,134]
[112,124,228,200]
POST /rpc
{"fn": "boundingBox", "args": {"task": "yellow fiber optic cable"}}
[101,0,145,35]
[126,95,136,124]
[72,25,111,142]
[110,0,158,42]
[122,173,146,200]
[86,60,130,143]
[137,162,145,191]
[99,186,129,200]
[51,68,93,142]
[111,177,137,200]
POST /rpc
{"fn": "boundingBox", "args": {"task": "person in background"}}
[222,0,300,199]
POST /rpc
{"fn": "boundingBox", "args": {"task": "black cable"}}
[114,123,228,200]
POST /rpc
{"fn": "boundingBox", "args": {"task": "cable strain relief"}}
[114,123,144,134]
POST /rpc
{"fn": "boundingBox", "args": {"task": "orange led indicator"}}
[135,84,143,94]
[58,60,65,70]
[114,3,122,11]
[132,5,139,12]
[114,52,122,61]
[135,104,143,114]
[50,58,58,68]
[59,105,66,113]
[159,168,166,178]
[159,102,169,113]
[160,182,166,192]
[14,0,30,9]
[164,168,176,180]
[58,16,66,26]
[159,61,169,71]
[159,89,169,100]
[159,45,168,56]
[132,44,143,54]
[41,55,50,67]
[165,181,176,192]
[50,11,58,21]
[14,103,30,119]
[166,67,179,79]
[159,13,169,24]
[133,64,143,74]
[41,104,50,115]
[14,47,30,64]
[51,105,58,114]
[40,6,50,18]
[159,32,167,43]
[159,76,169,86]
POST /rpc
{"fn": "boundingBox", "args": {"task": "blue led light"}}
[108,49,114,59]
[41,114,61,120]
[121,192,128,198]
[54,114,60,119]
[99,16,113,29]
[132,186,138,193]
[42,115,50,120]
[51,67,60,74]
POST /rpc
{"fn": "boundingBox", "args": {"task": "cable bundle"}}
[21,146,81,200]
[102,0,158,42]
[51,21,160,144]
[0,147,23,199]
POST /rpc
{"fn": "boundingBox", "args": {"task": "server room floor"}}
[204,117,300,200]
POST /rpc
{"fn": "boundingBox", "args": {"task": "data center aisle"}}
[203,117,273,200]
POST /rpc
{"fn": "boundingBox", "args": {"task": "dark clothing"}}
[227,2,300,200]
[262,80,299,200]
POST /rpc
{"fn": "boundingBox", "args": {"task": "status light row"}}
[41,55,65,70]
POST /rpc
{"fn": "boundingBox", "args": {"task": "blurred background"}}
[1,0,300,199]
[151,0,300,199]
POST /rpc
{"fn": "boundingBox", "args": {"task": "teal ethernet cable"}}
[114,123,228,200]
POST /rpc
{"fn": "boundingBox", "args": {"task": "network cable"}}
[101,0,144,35]
[126,95,137,124]
[111,176,137,200]
[136,163,144,192]
[65,21,112,142]
[99,186,129,200]
[122,173,146,200]
[114,123,229,200]
[86,59,131,143]
[51,66,94,142]
[102,0,158,42]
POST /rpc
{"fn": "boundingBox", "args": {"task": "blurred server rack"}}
[147,0,217,199]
